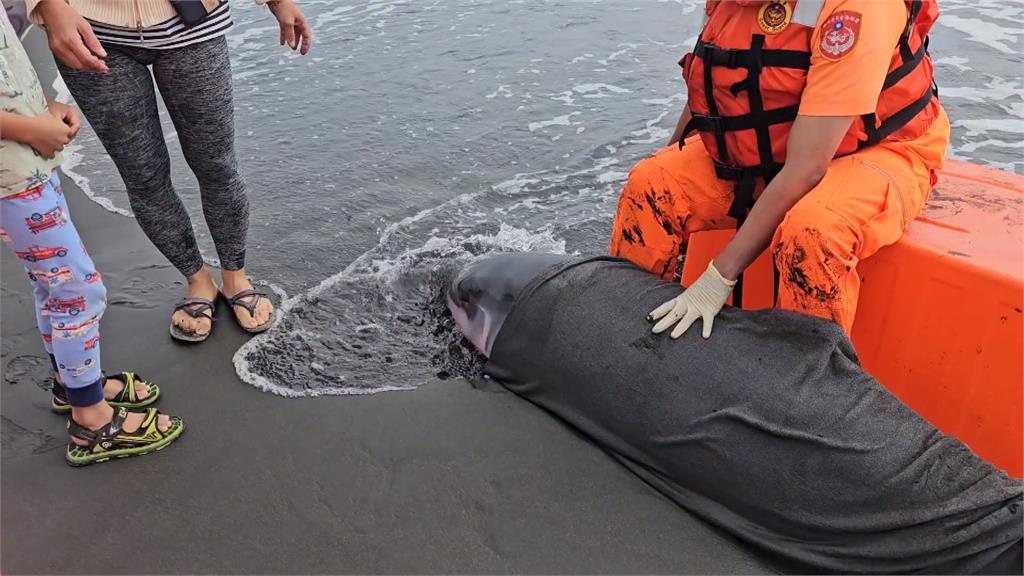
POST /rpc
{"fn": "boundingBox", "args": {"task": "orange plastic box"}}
[681,160,1023,478]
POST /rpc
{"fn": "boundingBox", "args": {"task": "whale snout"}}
[446,273,484,355]
[445,253,571,357]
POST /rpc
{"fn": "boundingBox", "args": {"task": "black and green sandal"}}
[51,372,161,414]
[66,406,184,467]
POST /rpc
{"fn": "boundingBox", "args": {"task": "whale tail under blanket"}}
[484,256,1023,574]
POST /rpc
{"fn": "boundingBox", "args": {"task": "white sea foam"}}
[528,112,580,132]
[642,93,684,106]
[940,77,1022,104]
[573,83,631,95]
[485,84,512,99]
[596,171,628,184]
[953,117,1024,137]
[955,138,1024,154]
[226,25,279,51]
[937,15,1023,54]
[624,109,673,145]
[597,48,629,66]
[933,56,973,72]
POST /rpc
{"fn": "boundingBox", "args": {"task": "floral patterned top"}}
[0,8,60,197]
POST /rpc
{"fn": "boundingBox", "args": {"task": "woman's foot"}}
[172,267,218,338]
[221,269,275,331]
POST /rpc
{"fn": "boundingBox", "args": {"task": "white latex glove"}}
[649,261,737,339]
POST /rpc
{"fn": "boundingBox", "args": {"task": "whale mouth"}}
[446,260,502,357]
[446,292,491,357]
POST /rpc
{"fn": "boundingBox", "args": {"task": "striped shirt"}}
[89,2,233,50]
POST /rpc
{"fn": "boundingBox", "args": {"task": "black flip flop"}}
[170,297,215,342]
[222,289,275,334]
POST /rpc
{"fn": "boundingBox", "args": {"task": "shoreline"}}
[1,28,780,575]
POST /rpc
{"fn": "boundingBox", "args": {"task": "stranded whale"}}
[446,253,1023,574]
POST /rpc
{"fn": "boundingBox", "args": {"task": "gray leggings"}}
[58,36,248,276]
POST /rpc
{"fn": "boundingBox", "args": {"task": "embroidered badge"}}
[819,10,861,61]
[757,1,792,34]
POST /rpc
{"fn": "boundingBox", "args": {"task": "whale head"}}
[446,253,567,357]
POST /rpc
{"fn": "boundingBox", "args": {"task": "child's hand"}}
[47,100,81,139]
[26,111,73,160]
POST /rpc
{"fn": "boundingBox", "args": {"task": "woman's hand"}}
[267,0,312,55]
[34,0,108,72]
[46,99,81,139]
[26,111,74,159]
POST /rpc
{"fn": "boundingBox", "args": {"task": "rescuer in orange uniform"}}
[609,0,950,338]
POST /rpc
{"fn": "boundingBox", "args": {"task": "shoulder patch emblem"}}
[819,10,861,61]
[758,1,792,34]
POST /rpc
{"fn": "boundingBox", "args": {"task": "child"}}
[1,9,183,466]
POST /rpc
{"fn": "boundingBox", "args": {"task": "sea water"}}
[56,0,1023,396]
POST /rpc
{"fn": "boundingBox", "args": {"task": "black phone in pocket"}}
[169,0,224,28]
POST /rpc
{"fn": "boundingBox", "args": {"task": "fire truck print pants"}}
[609,110,950,336]
[1,173,107,406]
[57,36,248,276]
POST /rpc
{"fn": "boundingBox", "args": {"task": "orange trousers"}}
[610,112,950,334]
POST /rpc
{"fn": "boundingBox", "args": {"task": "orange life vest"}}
[681,0,940,225]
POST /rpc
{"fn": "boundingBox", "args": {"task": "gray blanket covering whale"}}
[483,256,1023,574]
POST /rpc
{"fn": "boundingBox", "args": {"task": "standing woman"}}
[26,0,312,342]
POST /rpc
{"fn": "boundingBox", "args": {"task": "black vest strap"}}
[743,35,778,198]
[886,0,928,90]
[702,46,732,165]
[693,33,802,309]
[883,40,926,90]
[859,82,935,149]
[677,117,699,149]
[690,36,809,203]
[694,40,811,70]
[712,161,782,220]
[903,0,923,42]
[858,0,934,149]
[690,104,800,134]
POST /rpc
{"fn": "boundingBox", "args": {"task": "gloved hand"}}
[648,261,736,339]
